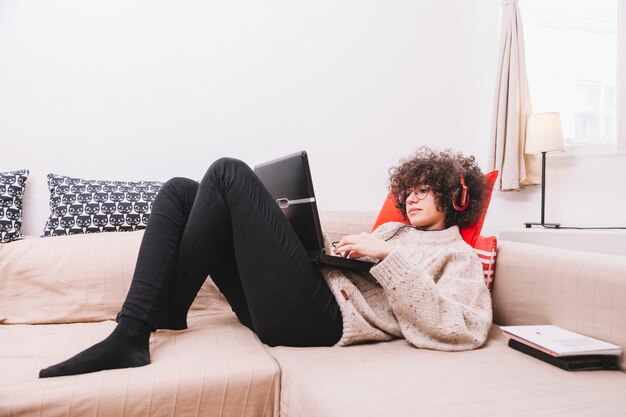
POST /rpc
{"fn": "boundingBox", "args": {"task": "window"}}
[520,0,619,148]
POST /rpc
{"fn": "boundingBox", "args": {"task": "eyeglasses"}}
[398,186,430,204]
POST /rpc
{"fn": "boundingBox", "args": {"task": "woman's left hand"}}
[333,232,396,261]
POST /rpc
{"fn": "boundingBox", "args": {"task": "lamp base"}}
[524,222,561,229]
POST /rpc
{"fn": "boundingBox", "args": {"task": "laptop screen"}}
[253,151,325,255]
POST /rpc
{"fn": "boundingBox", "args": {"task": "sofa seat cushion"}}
[0,310,280,417]
[270,325,626,417]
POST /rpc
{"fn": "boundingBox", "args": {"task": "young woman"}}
[39,147,492,378]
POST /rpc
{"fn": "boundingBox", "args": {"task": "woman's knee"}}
[158,177,199,205]
[203,157,252,186]
[162,177,198,194]
[207,157,247,176]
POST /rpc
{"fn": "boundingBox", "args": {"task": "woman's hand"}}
[333,232,396,261]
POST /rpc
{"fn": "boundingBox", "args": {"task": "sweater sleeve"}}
[369,244,492,351]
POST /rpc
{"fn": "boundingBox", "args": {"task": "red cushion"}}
[372,170,498,247]
[473,235,497,290]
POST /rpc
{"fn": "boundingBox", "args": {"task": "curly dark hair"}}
[388,147,486,228]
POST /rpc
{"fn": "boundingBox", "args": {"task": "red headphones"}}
[452,175,470,212]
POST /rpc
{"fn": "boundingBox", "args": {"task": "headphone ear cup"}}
[452,185,470,212]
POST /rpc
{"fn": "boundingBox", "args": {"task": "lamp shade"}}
[525,112,565,154]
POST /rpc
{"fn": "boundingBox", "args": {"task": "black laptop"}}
[254,151,375,272]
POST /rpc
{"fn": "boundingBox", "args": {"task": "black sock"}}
[39,316,152,378]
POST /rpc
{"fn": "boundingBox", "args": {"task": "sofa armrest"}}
[492,240,626,370]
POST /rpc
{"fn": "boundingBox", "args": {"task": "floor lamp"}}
[524,112,565,228]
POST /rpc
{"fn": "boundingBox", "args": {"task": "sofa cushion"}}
[0,169,29,243]
[270,326,626,417]
[0,230,226,324]
[0,311,280,417]
[42,173,163,237]
[474,235,497,290]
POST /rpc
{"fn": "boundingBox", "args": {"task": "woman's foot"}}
[39,317,152,378]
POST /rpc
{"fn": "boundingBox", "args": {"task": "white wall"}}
[484,153,626,236]
[0,0,500,236]
[2,1,623,240]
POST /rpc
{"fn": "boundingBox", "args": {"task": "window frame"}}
[520,0,624,156]
[617,0,626,154]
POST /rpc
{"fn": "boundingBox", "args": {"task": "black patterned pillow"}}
[43,174,163,237]
[1,169,29,243]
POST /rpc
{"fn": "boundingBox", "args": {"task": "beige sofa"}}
[1,211,625,417]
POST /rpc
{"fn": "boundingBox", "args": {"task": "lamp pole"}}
[540,151,546,225]
[524,151,561,229]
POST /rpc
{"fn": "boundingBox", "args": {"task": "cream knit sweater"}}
[320,222,493,351]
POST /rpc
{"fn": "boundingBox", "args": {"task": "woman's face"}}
[403,185,446,230]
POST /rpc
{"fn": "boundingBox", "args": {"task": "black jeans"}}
[119,158,343,347]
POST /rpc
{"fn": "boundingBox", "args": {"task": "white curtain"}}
[488,0,540,191]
